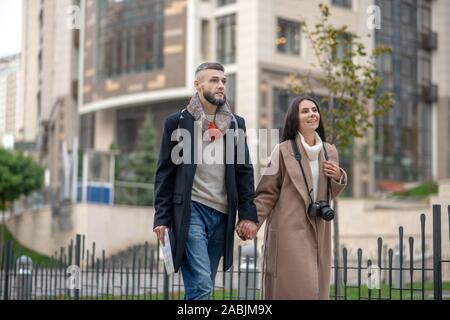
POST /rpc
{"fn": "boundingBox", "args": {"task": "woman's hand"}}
[323,160,342,182]
[236,220,258,241]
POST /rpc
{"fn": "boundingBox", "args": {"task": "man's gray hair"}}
[195,62,225,77]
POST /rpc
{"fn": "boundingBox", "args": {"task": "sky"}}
[0,0,22,58]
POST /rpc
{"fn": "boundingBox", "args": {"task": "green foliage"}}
[0,224,59,267]
[0,148,44,247]
[109,141,121,181]
[110,114,158,207]
[393,181,438,198]
[130,113,158,184]
[288,3,395,149]
[329,282,450,300]
[0,148,44,210]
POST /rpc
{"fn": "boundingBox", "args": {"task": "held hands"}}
[156,221,259,244]
[235,220,258,241]
[323,160,342,182]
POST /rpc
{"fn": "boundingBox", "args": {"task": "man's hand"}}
[153,225,168,246]
[236,220,258,241]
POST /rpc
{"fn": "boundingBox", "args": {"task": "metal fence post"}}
[433,204,442,300]
[75,234,81,300]
[3,240,12,300]
[238,243,259,300]
[16,256,33,300]
[163,269,169,300]
[334,246,339,300]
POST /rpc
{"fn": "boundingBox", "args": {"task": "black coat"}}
[153,109,258,272]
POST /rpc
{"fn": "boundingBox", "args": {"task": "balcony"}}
[420,31,438,51]
[421,83,438,103]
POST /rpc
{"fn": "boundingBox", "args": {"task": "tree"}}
[112,113,158,206]
[287,3,394,295]
[130,113,158,185]
[109,141,121,181]
[0,148,44,252]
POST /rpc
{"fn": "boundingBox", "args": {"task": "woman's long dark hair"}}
[280,96,327,143]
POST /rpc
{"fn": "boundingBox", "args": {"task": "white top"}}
[299,132,323,202]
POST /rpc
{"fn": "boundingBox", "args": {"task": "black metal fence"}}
[332,204,450,300]
[0,204,448,300]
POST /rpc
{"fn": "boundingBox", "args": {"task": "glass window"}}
[377,54,392,74]
[421,6,431,31]
[380,0,392,19]
[88,153,112,182]
[201,20,211,61]
[225,73,236,110]
[400,55,413,76]
[276,18,301,56]
[401,27,416,44]
[97,0,165,80]
[272,88,294,133]
[332,32,352,61]
[217,0,236,7]
[420,57,431,84]
[80,113,95,150]
[401,2,414,25]
[216,14,236,64]
[331,0,352,9]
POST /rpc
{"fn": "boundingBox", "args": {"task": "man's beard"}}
[203,90,226,107]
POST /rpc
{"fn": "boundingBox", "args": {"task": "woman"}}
[255,96,347,299]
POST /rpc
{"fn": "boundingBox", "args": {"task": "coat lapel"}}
[224,119,236,203]
[283,134,317,234]
[178,110,197,177]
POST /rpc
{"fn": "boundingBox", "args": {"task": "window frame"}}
[276,17,301,56]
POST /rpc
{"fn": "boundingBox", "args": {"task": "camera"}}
[308,200,335,221]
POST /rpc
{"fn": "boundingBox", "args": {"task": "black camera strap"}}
[290,139,331,204]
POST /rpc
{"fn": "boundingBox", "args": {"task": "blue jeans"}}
[181,201,227,300]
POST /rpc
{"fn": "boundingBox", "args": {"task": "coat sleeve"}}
[153,117,178,229]
[235,118,258,223]
[327,144,347,200]
[254,144,284,230]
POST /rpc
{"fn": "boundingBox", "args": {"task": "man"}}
[153,62,258,300]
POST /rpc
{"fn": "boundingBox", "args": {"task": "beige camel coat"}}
[255,135,347,300]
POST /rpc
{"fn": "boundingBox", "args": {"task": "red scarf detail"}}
[207,121,222,141]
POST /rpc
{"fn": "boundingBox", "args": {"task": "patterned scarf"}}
[186,92,233,141]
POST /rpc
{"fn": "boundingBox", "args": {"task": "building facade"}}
[374,0,434,184]
[80,0,192,153]
[21,0,81,188]
[0,54,21,148]
[433,0,450,180]
[19,0,40,148]
[75,0,450,196]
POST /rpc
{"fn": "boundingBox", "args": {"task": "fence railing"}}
[113,181,154,207]
[0,204,448,300]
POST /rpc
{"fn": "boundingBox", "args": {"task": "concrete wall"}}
[6,203,157,259]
